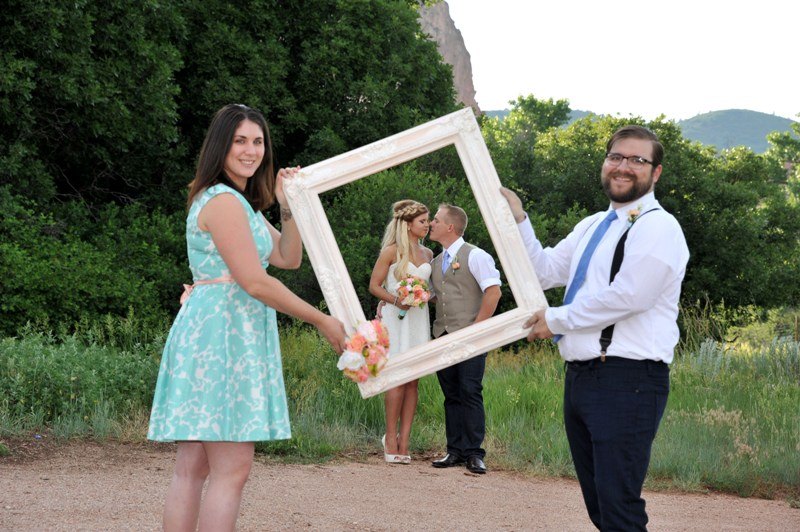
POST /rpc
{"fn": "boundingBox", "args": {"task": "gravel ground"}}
[1,440,798,531]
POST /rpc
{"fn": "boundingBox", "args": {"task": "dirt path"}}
[1,441,798,531]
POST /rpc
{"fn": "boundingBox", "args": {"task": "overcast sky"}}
[446,0,798,121]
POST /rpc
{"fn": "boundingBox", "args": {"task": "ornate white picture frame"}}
[285,108,547,398]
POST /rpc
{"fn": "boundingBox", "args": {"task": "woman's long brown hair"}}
[186,104,275,211]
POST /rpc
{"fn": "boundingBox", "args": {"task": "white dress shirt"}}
[442,237,502,292]
[516,192,689,363]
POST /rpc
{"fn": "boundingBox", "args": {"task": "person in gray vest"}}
[501,125,689,530]
[427,203,501,474]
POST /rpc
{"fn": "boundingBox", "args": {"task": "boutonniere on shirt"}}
[451,261,460,274]
[627,204,643,226]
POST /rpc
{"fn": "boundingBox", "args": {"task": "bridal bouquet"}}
[336,319,391,383]
[396,275,431,320]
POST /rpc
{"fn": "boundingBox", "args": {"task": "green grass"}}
[265,324,800,499]
[0,327,161,439]
[652,339,800,497]
[1,320,798,501]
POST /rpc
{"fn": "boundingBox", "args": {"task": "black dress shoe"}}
[466,456,487,474]
[431,453,465,468]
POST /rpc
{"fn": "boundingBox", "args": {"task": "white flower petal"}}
[337,350,365,371]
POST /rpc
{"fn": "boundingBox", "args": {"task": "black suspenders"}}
[598,209,660,361]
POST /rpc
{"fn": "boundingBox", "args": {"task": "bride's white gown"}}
[381,262,432,355]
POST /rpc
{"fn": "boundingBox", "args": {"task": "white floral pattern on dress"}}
[148,184,291,442]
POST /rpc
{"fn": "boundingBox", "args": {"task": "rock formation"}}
[418,1,480,114]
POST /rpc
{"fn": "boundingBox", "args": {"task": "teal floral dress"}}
[148,184,291,442]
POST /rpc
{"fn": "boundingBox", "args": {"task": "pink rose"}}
[346,333,367,353]
[365,345,385,366]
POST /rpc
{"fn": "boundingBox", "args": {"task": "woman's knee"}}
[205,442,254,486]
[174,443,210,481]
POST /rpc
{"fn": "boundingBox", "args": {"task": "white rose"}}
[337,350,365,371]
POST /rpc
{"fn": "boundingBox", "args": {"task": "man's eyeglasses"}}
[605,153,653,168]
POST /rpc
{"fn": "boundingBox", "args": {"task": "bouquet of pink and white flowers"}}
[336,319,391,383]
[396,275,431,320]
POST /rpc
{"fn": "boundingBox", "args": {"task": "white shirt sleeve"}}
[516,213,602,290]
[467,248,501,291]
[545,212,689,335]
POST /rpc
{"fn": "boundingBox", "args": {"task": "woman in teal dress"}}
[148,104,346,531]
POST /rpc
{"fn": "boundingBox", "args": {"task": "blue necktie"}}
[441,250,451,274]
[554,210,618,342]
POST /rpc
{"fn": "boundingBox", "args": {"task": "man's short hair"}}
[606,125,664,167]
[439,203,468,236]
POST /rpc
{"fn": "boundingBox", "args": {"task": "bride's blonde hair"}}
[381,200,429,281]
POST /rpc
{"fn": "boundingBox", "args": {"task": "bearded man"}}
[502,125,689,531]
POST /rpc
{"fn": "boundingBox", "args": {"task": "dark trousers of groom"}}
[564,357,669,531]
[436,340,487,460]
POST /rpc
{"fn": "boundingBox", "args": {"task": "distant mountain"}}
[483,109,590,122]
[483,109,509,119]
[569,110,592,123]
[677,110,796,153]
[482,108,797,154]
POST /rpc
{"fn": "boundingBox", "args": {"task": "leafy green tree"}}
[0,188,184,336]
[484,96,800,309]
[1,0,456,209]
[674,146,797,306]
[766,117,800,195]
[0,0,460,331]
[0,0,186,206]
[174,0,456,172]
[173,0,293,172]
[277,0,457,165]
[482,94,571,194]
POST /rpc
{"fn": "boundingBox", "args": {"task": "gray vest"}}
[431,243,484,338]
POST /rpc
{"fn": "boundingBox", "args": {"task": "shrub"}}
[0,332,160,428]
[0,189,184,336]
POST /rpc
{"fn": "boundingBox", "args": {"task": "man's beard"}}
[601,170,654,203]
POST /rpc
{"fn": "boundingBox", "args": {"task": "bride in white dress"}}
[369,200,432,464]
